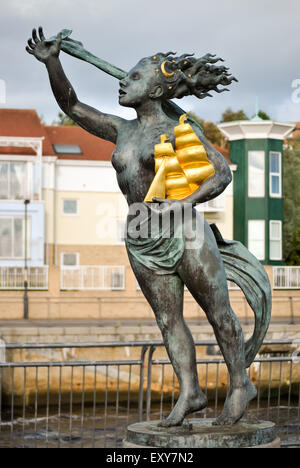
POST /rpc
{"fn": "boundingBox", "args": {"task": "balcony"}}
[60,265,126,291]
[0,137,43,201]
[273,266,300,289]
[0,266,48,290]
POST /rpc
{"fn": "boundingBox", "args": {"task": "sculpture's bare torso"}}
[112,119,178,204]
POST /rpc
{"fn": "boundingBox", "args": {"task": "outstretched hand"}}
[26,27,62,64]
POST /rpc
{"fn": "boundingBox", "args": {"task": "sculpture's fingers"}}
[38,26,45,41]
[26,46,34,55]
[152,197,163,203]
[27,39,36,50]
[56,32,63,45]
[152,198,170,204]
[32,28,39,44]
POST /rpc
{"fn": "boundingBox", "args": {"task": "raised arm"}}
[26,27,124,143]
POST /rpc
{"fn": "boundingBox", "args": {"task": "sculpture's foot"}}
[213,376,257,426]
[158,392,208,428]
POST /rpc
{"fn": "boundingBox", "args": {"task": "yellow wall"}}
[57,191,127,245]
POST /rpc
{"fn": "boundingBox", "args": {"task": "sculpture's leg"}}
[177,225,257,425]
[128,255,208,427]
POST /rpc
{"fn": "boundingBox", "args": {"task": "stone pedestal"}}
[123,419,280,449]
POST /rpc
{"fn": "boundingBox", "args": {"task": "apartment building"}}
[0,109,298,320]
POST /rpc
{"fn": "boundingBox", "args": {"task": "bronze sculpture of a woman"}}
[26,28,271,427]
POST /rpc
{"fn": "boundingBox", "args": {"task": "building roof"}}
[218,120,295,141]
[0,109,55,155]
[0,108,114,160]
[0,108,230,163]
[45,125,115,161]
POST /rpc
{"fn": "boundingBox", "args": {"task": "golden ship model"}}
[144,114,215,202]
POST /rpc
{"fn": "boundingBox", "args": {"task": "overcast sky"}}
[0,0,300,124]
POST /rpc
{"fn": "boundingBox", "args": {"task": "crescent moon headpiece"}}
[161,60,175,78]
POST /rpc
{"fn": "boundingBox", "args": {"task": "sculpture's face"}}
[118,59,162,108]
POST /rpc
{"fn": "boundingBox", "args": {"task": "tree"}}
[38,113,47,125]
[286,229,300,265]
[257,109,271,120]
[221,108,249,122]
[52,111,77,126]
[188,112,225,147]
[283,147,300,264]
[188,107,272,148]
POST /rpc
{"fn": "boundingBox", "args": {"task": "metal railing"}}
[273,266,300,289]
[0,266,48,290]
[0,339,299,448]
[60,265,126,291]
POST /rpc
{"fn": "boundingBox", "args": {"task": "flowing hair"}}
[149,51,238,100]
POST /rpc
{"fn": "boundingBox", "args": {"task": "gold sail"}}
[174,114,215,195]
[144,134,192,202]
[144,115,215,202]
[144,158,166,202]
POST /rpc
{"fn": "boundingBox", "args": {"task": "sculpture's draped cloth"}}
[210,224,272,367]
[125,204,185,275]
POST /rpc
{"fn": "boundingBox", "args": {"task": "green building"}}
[218,118,295,266]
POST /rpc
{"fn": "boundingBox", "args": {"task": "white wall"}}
[42,160,120,193]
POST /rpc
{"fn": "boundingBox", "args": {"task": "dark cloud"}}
[0,0,299,123]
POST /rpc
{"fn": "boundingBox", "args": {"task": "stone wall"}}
[0,288,299,321]
[0,250,299,321]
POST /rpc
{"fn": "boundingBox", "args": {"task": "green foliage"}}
[38,113,47,125]
[52,112,77,126]
[286,229,300,265]
[257,109,271,120]
[286,132,300,150]
[189,107,272,147]
[188,112,224,147]
[283,147,300,264]
[221,108,249,122]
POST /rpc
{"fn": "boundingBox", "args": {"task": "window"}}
[111,271,125,290]
[53,144,82,155]
[269,221,282,260]
[269,152,282,197]
[61,252,79,266]
[248,151,265,198]
[0,162,27,200]
[248,220,265,260]
[62,199,78,215]
[0,216,31,259]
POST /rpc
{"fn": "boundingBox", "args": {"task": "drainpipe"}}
[54,158,58,266]
[24,199,30,320]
